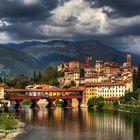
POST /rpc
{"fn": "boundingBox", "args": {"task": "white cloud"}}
[0,19,11,27]
[0,32,11,43]
[40,0,110,38]
[109,15,140,29]
[22,0,39,5]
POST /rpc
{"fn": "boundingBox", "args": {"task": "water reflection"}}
[14,107,140,140]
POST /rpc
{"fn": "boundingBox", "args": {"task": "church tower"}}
[126,53,132,68]
[86,55,93,67]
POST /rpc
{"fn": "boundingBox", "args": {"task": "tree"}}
[87,97,96,107]
[87,97,104,108]
[80,68,85,78]
[0,77,2,83]
[33,70,37,83]
[44,67,56,81]
[11,75,29,88]
[38,71,42,80]
[96,96,104,107]
[57,71,64,78]
[43,67,59,85]
[133,69,137,90]
[136,65,140,89]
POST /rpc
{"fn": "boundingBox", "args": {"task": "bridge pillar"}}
[46,99,56,109]
[14,100,23,111]
[62,99,72,108]
[77,98,82,108]
[30,99,40,110]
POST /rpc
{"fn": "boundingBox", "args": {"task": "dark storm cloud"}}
[0,0,58,21]
[0,0,59,41]
[0,0,140,55]
[86,0,140,18]
[0,22,46,41]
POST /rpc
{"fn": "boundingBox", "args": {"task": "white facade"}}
[96,85,126,98]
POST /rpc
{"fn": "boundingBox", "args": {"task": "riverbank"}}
[0,113,25,140]
[1,121,24,140]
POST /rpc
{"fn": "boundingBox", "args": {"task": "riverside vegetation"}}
[0,102,24,139]
[0,112,18,139]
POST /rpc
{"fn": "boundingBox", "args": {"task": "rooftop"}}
[85,81,126,87]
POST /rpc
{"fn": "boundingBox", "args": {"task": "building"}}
[64,70,80,85]
[83,80,133,106]
[95,60,104,73]
[85,74,104,83]
[95,81,127,98]
[83,85,96,106]
[84,66,95,77]
[57,61,80,72]
[85,55,93,67]
[0,83,4,99]
[26,84,61,96]
[103,62,121,74]
[126,53,132,68]
[75,78,85,86]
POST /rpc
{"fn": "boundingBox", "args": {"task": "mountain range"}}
[1,40,140,76]
[0,44,42,77]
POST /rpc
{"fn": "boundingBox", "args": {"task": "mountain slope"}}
[0,45,43,76]
[14,40,140,66]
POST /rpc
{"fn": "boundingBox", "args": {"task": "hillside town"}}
[0,53,135,108]
[56,53,134,104]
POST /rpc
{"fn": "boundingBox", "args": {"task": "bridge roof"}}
[4,87,85,93]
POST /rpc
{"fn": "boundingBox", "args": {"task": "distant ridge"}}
[7,40,140,66]
[0,44,43,76]
[2,40,140,76]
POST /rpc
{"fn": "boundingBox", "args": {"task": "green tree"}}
[0,77,3,83]
[87,97,104,108]
[80,68,85,78]
[57,71,64,78]
[133,69,137,90]
[43,67,59,85]
[136,65,140,89]
[87,97,96,107]
[33,70,37,83]
[11,75,29,88]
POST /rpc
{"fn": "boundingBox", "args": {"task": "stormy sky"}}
[0,0,140,54]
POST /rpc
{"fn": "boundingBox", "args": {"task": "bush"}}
[87,97,104,108]
[0,113,17,130]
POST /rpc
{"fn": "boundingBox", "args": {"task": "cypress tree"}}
[136,65,140,89]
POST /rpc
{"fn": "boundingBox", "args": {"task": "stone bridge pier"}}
[46,99,56,109]
[14,99,23,111]
[30,99,40,110]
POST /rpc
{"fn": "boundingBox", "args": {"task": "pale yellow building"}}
[95,60,103,73]
[0,83,4,100]
[64,71,80,85]
[83,80,133,106]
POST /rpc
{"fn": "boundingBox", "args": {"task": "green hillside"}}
[0,44,43,76]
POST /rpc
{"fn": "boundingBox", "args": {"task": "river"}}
[13,107,140,140]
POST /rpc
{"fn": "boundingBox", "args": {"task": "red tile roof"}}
[85,81,126,87]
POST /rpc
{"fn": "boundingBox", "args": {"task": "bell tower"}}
[126,53,132,68]
[86,55,93,67]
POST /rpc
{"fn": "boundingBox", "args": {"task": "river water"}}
[14,107,140,140]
